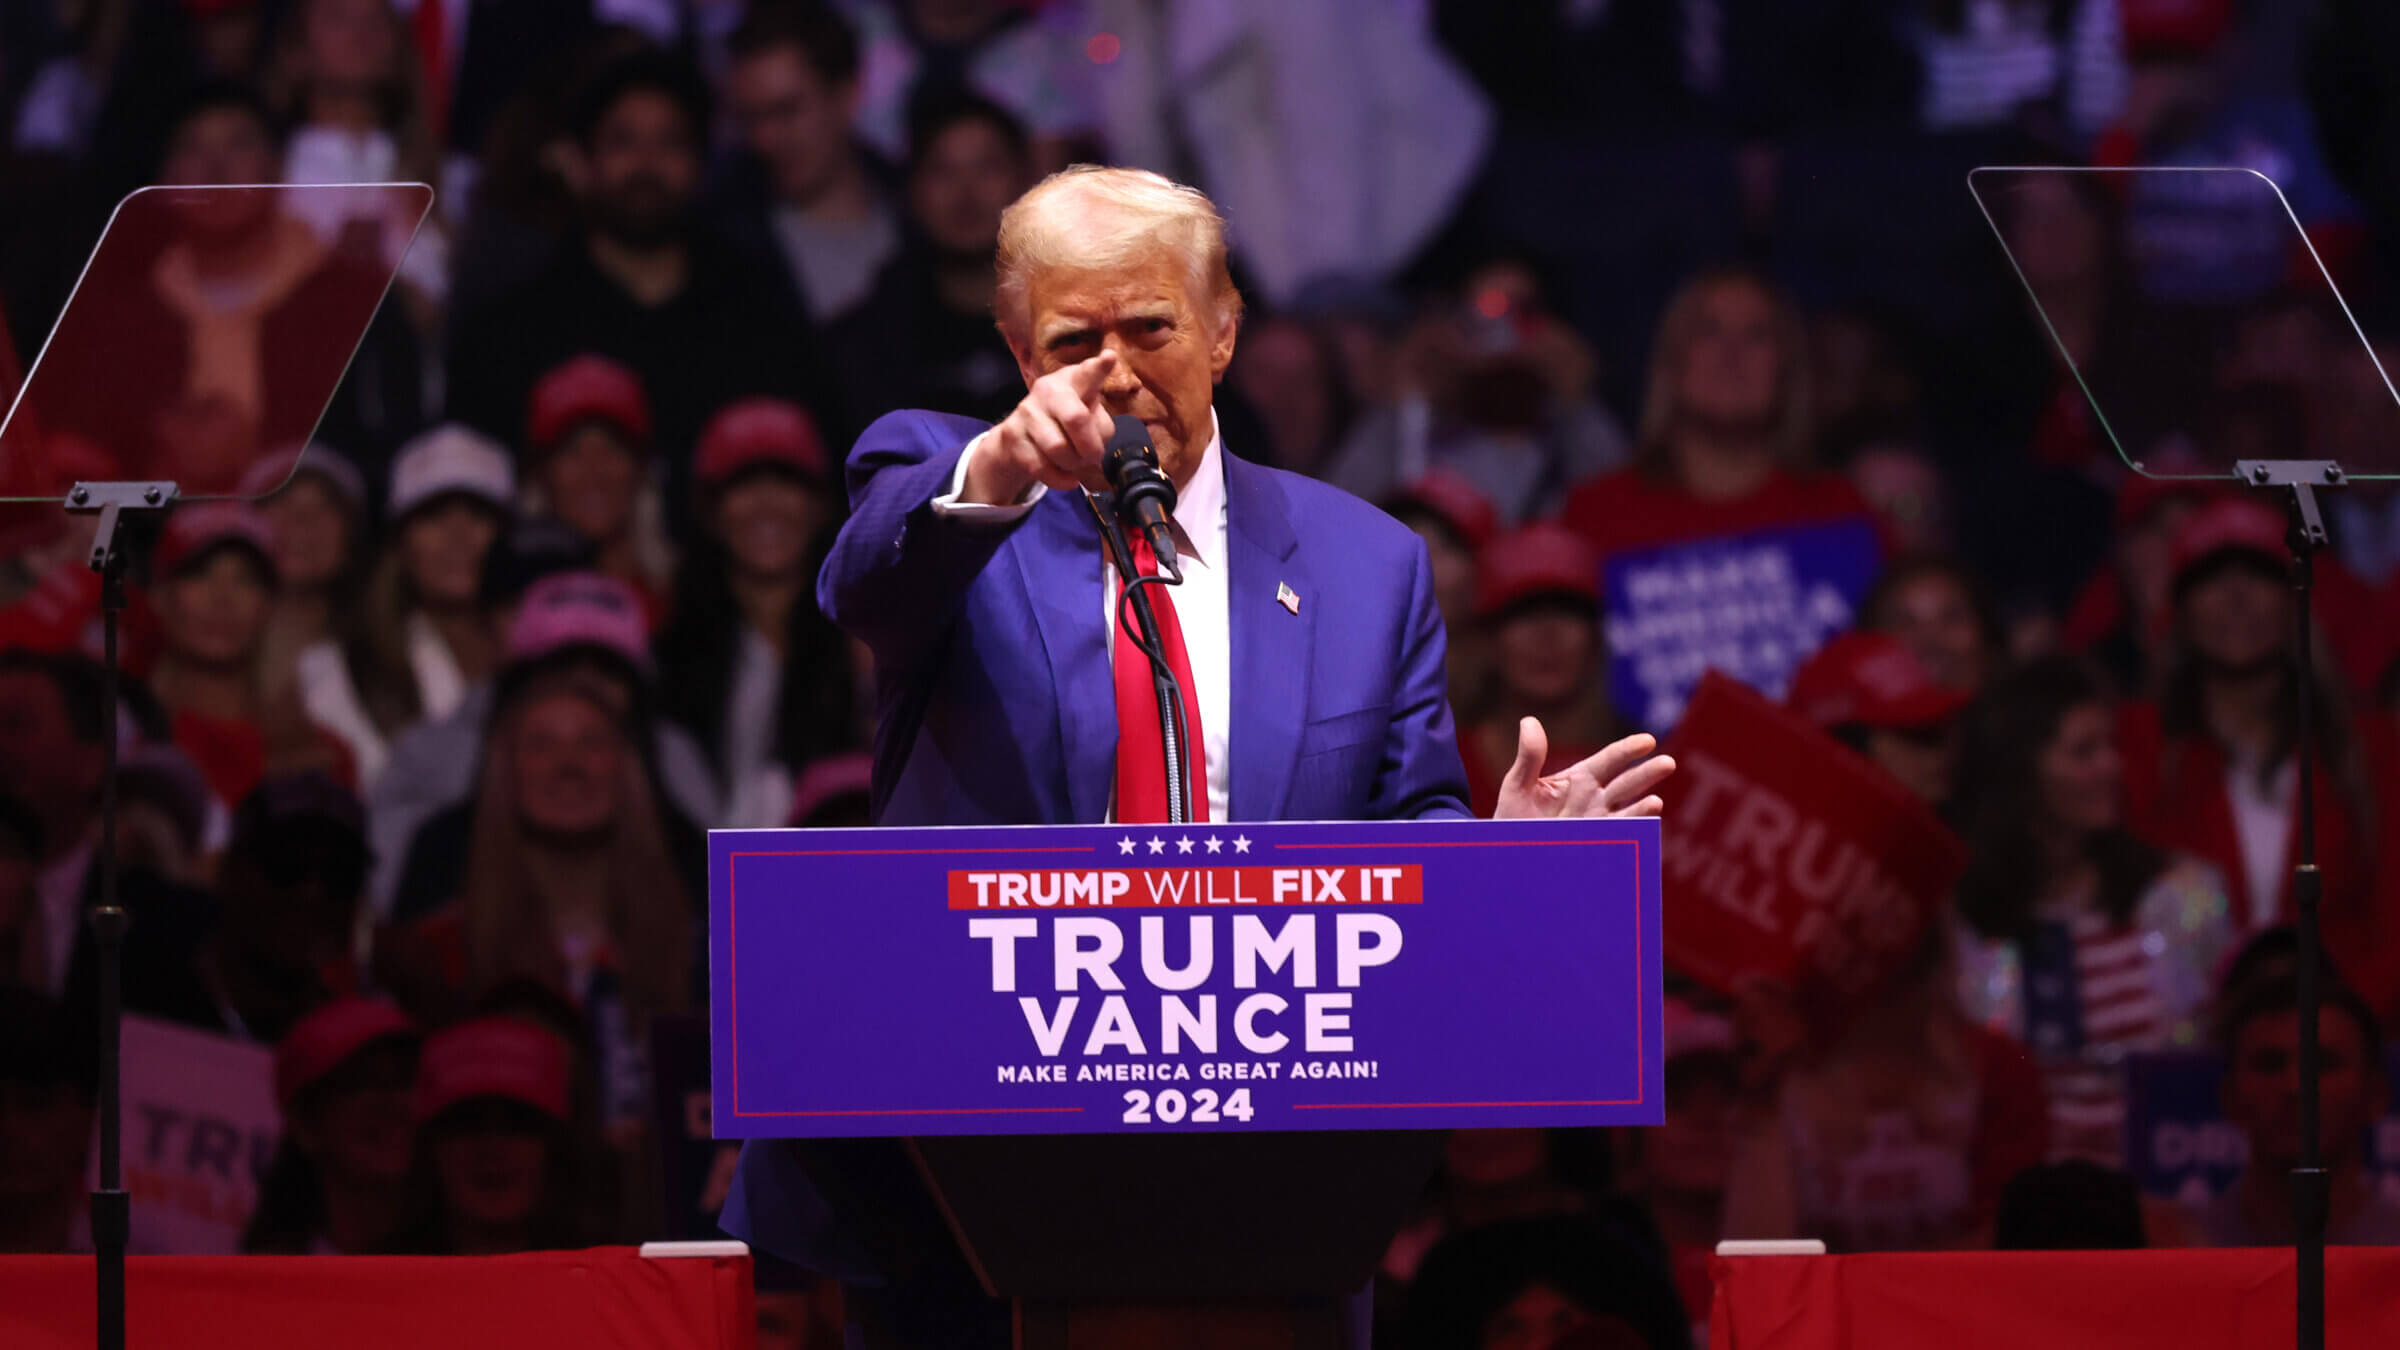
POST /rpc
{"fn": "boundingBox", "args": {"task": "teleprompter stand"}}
[63,478,179,1350]
[2235,459,2342,1350]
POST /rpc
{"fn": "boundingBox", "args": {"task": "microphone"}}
[1102,414,1180,581]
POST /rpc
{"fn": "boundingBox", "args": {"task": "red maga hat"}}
[2168,496,2288,585]
[527,354,652,452]
[1786,630,1970,732]
[274,997,417,1113]
[413,1016,573,1123]
[1384,469,1500,553]
[1476,523,1599,617]
[697,398,830,487]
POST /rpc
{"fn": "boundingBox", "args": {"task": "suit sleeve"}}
[1372,534,1474,821]
[815,410,1026,676]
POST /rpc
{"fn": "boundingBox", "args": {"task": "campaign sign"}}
[710,818,1662,1138]
[1603,516,1881,731]
[2123,1050,2400,1207]
[104,1015,280,1254]
[1659,672,1968,1021]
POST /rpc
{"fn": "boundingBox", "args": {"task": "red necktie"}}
[413,0,451,151]
[1112,533,1209,823]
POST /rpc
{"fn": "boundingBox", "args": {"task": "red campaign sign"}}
[1658,671,1967,1017]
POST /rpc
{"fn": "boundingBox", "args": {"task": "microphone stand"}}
[62,478,179,1350]
[1083,494,1193,825]
[2237,458,2337,1350]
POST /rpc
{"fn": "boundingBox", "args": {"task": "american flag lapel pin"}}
[1276,581,1300,615]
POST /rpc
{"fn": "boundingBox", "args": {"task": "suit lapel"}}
[1225,454,1309,821]
[1014,491,1115,823]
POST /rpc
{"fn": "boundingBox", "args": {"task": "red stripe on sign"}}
[944,865,1425,909]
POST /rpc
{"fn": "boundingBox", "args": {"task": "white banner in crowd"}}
[91,1015,281,1254]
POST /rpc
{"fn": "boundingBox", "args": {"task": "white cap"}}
[388,424,515,520]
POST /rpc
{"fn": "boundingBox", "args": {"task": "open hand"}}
[1491,717,1675,819]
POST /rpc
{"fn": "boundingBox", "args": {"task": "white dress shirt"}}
[933,420,1233,822]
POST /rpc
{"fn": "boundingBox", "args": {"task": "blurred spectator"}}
[444,46,828,525]
[245,996,420,1253]
[1386,1128,1610,1293]
[1614,1000,1743,1343]
[1809,308,1924,470]
[354,427,512,756]
[1953,656,2236,1164]
[387,0,598,227]
[1325,257,1627,524]
[1992,1160,2148,1249]
[1721,932,2050,1252]
[829,90,1036,429]
[267,0,452,323]
[146,503,355,807]
[1459,526,1622,818]
[656,398,859,828]
[522,355,674,623]
[1560,267,1872,563]
[2056,467,2222,691]
[248,450,388,780]
[388,1015,596,1253]
[1380,471,1499,728]
[85,772,374,1044]
[1401,1214,1688,1350]
[1861,555,2005,695]
[843,0,1097,171]
[2201,969,2400,1245]
[720,2,898,326]
[28,83,428,489]
[1229,314,1357,479]
[0,650,105,994]
[2119,498,2397,965]
[0,987,97,1253]
[1786,630,1971,806]
[366,557,718,914]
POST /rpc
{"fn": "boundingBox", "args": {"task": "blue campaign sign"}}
[2122,1050,2400,1206]
[710,817,1662,1138]
[1602,516,1883,731]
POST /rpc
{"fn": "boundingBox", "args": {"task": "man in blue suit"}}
[722,165,1672,1345]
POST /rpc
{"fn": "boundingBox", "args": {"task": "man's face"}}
[0,672,100,833]
[910,118,1027,259]
[2226,1008,2383,1172]
[586,90,700,250]
[729,48,854,208]
[1016,250,1238,487]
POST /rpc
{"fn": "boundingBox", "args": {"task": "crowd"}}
[6,1,2400,1348]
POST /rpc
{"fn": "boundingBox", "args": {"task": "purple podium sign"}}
[710,817,1662,1138]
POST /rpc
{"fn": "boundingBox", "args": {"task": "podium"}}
[710,818,1664,1348]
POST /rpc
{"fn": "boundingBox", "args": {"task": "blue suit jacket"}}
[724,410,1469,1344]
[824,409,1471,825]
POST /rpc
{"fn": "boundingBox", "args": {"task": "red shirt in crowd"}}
[2117,700,2400,1010]
[171,708,358,810]
[1559,465,1884,564]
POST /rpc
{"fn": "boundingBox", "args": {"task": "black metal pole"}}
[2286,483,2327,1350]
[91,543,130,1350]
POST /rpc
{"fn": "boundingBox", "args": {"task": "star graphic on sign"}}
[1118,836,1137,855]
[1232,835,1252,854]
[1148,837,1167,854]
[1204,836,1223,854]
[1176,836,1196,854]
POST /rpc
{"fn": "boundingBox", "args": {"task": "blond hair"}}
[993,165,1243,348]
[1634,266,1816,478]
